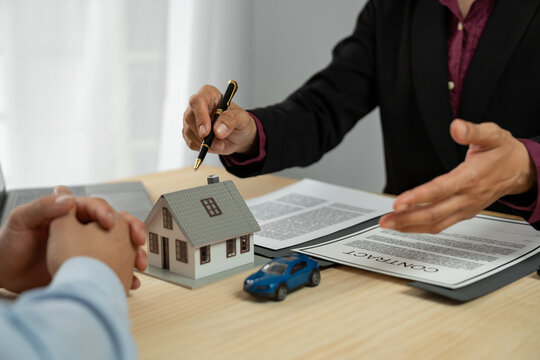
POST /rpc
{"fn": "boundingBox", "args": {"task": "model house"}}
[145,175,260,279]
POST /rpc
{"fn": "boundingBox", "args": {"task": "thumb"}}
[450,119,504,148]
[47,203,79,277]
[48,200,78,235]
[10,190,75,230]
[53,185,73,198]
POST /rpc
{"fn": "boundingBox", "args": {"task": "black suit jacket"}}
[222,0,540,216]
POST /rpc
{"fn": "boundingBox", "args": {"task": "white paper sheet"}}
[296,215,540,289]
[247,179,394,250]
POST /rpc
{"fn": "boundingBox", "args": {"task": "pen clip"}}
[225,80,238,107]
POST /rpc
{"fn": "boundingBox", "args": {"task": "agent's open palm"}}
[380,119,537,233]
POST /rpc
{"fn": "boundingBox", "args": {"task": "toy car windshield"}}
[261,262,287,275]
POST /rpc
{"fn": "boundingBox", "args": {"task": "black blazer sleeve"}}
[221,1,379,178]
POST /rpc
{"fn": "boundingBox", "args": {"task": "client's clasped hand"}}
[0,186,148,294]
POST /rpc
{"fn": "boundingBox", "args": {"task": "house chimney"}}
[207,174,220,184]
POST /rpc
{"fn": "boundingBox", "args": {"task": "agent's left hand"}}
[379,119,537,233]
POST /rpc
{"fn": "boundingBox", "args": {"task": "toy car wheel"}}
[307,269,321,287]
[275,284,288,301]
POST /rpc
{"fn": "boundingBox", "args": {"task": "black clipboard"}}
[255,216,540,302]
[409,249,540,302]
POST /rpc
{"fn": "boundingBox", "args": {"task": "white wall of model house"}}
[146,197,254,280]
[146,198,194,278]
[192,236,254,279]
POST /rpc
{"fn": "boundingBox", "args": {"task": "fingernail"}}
[55,194,74,204]
[215,123,228,137]
[198,125,206,137]
[383,220,395,229]
[395,204,407,212]
[99,209,114,224]
[139,228,147,241]
[53,186,72,197]
[457,121,467,139]
[106,211,115,224]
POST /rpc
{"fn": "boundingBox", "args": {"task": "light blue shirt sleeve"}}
[0,257,137,360]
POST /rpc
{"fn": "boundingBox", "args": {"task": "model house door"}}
[162,237,169,270]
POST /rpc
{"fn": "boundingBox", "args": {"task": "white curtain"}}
[0,0,168,188]
[0,0,255,188]
[0,0,382,192]
[0,0,256,188]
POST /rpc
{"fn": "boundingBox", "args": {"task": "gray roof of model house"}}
[145,180,260,248]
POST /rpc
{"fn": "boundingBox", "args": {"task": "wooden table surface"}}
[125,166,540,360]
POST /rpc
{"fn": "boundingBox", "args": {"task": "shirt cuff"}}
[12,257,135,360]
[221,112,267,166]
[46,257,128,315]
[498,138,540,225]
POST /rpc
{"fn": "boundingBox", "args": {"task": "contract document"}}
[296,215,540,289]
[247,179,394,250]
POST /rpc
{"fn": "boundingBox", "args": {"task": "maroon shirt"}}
[223,0,540,224]
[439,0,496,117]
[439,0,539,223]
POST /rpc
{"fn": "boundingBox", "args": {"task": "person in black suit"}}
[182,0,540,233]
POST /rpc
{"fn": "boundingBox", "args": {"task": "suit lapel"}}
[411,0,459,172]
[459,0,540,123]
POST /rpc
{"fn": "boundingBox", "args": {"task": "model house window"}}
[149,232,159,254]
[163,207,173,229]
[176,239,188,263]
[240,235,250,253]
[226,239,236,258]
[200,197,222,217]
[200,246,211,264]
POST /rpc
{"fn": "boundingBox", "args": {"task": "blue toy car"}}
[244,253,321,301]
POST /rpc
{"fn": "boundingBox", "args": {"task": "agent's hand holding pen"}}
[183,84,259,159]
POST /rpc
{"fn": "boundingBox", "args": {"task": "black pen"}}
[193,80,238,171]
